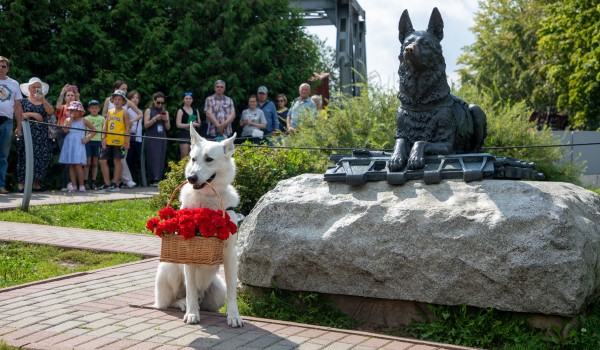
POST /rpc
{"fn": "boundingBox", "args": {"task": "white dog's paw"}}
[227,312,244,328]
[183,311,200,324]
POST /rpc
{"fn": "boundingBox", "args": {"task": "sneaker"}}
[91,181,98,190]
[78,185,86,192]
[150,181,159,187]
[0,188,9,194]
[108,183,120,192]
[97,184,110,190]
[126,181,137,188]
[66,182,73,191]
[84,180,91,190]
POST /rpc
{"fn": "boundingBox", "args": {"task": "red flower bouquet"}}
[146,206,237,241]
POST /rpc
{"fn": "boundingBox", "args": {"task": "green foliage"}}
[0,0,320,111]
[405,304,547,349]
[0,199,156,234]
[234,144,328,215]
[0,242,142,288]
[570,297,600,349]
[457,83,584,183]
[458,0,599,130]
[537,0,600,130]
[281,79,399,151]
[151,145,328,215]
[0,340,19,350]
[235,287,358,329]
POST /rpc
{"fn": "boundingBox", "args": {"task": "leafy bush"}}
[405,304,547,349]
[235,287,358,329]
[457,83,584,184]
[150,144,329,215]
[282,81,398,151]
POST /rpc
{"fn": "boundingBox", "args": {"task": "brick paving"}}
[0,190,473,350]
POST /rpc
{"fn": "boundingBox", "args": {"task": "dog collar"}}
[399,95,453,112]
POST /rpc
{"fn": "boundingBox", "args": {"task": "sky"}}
[305,0,479,88]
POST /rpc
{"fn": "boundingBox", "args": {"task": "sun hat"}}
[19,77,50,97]
[88,99,100,106]
[257,86,268,94]
[111,89,127,100]
[67,101,85,112]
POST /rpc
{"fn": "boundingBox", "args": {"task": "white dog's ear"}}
[222,133,236,156]
[190,124,206,145]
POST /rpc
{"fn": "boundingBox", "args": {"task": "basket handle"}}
[167,180,226,218]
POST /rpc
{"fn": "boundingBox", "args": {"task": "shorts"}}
[85,140,101,158]
[99,145,125,160]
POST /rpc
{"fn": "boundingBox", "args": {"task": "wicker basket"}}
[158,180,227,266]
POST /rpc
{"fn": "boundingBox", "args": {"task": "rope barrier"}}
[32,119,600,153]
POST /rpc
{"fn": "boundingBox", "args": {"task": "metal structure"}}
[324,150,545,186]
[290,0,367,96]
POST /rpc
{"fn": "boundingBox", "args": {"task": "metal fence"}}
[552,131,600,186]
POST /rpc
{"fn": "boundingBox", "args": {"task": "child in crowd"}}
[83,100,104,190]
[58,101,97,192]
[99,90,130,191]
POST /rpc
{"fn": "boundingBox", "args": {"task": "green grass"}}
[0,241,143,288]
[231,287,359,329]
[0,199,157,234]
[0,340,19,350]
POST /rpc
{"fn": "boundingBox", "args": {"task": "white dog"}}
[153,126,243,327]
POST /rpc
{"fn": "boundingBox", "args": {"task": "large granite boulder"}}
[237,174,600,316]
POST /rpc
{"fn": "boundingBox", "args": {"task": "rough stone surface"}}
[237,174,600,316]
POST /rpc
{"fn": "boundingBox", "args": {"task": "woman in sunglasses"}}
[175,92,201,159]
[143,92,170,186]
[276,94,289,133]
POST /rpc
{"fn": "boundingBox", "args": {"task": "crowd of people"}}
[0,55,325,194]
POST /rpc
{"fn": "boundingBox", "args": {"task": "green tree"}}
[457,0,545,109]
[0,0,321,110]
[458,0,599,130]
[537,0,600,130]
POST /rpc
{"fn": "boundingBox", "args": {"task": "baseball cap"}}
[257,86,268,94]
[112,90,127,99]
[88,99,100,106]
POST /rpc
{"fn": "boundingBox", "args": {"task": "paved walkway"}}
[0,190,472,350]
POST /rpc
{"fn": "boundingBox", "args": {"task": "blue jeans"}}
[0,120,13,189]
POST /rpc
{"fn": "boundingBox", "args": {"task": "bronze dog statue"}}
[389,7,487,172]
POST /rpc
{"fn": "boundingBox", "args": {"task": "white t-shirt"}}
[0,77,23,118]
[127,107,142,143]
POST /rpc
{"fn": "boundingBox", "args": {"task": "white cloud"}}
[306,0,479,88]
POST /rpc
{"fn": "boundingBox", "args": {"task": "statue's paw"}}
[183,310,200,324]
[407,156,425,170]
[388,156,406,172]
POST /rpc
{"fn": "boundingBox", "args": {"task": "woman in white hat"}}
[16,77,54,192]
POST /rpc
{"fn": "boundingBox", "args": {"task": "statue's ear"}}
[398,9,414,43]
[427,7,444,41]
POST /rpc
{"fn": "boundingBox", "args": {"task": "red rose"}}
[146,217,161,236]
[179,222,196,239]
[157,217,179,235]
[159,206,177,220]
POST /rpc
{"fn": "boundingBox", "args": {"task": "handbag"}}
[48,114,59,140]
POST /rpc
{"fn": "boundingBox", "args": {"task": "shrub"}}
[150,144,328,215]
[457,83,584,184]
[405,304,547,349]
